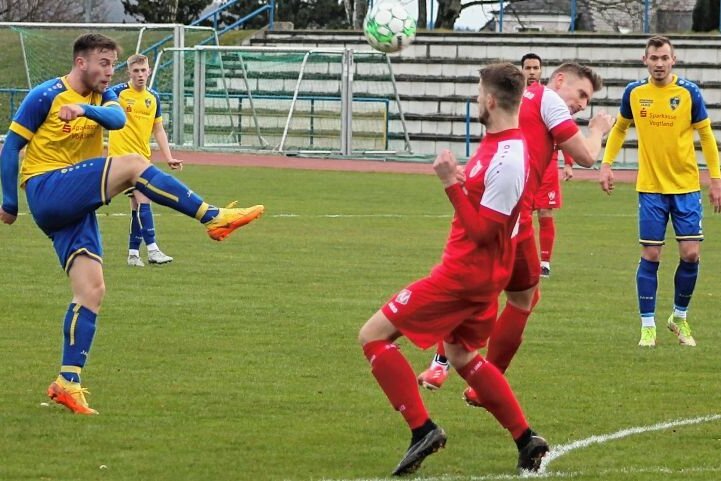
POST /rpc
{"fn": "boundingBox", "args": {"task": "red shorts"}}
[381,275,498,352]
[505,234,541,292]
[532,163,562,210]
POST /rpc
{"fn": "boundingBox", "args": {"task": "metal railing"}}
[193,0,276,34]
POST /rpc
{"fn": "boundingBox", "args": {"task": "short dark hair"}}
[479,63,526,112]
[521,53,542,68]
[550,62,603,92]
[645,35,673,55]
[73,33,120,59]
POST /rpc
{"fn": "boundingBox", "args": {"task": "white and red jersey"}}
[431,128,529,299]
[518,83,579,238]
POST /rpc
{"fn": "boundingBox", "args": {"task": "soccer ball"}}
[363,1,416,54]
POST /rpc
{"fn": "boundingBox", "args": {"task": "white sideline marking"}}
[311,466,721,481]
[16,212,635,219]
[306,414,721,481]
[538,414,721,474]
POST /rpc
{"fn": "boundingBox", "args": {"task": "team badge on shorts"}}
[396,289,412,305]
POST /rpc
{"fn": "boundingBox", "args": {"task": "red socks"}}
[539,216,555,263]
[486,302,532,374]
[363,340,429,429]
[457,355,529,439]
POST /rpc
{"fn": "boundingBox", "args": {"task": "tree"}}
[431,0,655,32]
[0,0,97,22]
[220,0,348,30]
[121,0,212,24]
[692,0,719,31]
[417,0,427,30]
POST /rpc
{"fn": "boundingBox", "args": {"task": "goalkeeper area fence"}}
[0,23,413,157]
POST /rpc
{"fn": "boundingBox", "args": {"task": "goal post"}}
[150,45,413,156]
[0,22,216,89]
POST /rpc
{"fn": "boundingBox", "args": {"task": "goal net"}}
[150,45,412,155]
[0,22,216,88]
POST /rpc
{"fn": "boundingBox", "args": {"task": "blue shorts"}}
[25,157,113,273]
[638,192,703,246]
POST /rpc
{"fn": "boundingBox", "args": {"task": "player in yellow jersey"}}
[109,54,179,267]
[0,34,264,415]
[600,36,721,347]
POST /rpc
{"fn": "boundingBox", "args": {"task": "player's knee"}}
[358,324,373,345]
[444,345,473,371]
[681,251,699,263]
[642,249,661,263]
[82,280,106,308]
[358,312,393,345]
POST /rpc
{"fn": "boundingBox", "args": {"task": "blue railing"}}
[1,87,388,150]
[194,0,276,35]
[114,0,275,77]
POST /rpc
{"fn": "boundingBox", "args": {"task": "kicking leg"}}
[106,154,263,241]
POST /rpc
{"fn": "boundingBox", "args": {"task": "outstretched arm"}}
[0,131,28,223]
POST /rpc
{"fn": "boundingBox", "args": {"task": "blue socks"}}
[636,258,659,326]
[134,166,218,223]
[60,304,97,384]
[138,203,156,245]
[674,259,699,312]
[636,257,700,326]
[129,209,142,250]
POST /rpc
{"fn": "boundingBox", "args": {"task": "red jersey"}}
[431,128,529,299]
[518,83,579,238]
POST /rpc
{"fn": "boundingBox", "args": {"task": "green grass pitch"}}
[1,165,720,481]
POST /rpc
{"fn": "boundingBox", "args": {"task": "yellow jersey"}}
[613,75,711,193]
[10,76,120,185]
[107,83,163,160]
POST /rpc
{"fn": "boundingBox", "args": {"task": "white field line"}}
[14,212,636,219]
[307,465,721,481]
[539,413,721,473]
[301,414,721,481]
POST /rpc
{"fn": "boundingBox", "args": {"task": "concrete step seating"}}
[187,31,721,159]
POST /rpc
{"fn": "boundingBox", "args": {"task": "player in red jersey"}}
[358,63,549,476]
[418,63,614,393]
[520,53,575,278]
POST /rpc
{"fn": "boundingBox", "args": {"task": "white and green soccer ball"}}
[363,1,416,53]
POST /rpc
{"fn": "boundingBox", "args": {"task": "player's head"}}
[643,36,675,84]
[548,63,603,115]
[520,53,542,86]
[72,33,120,94]
[126,54,151,90]
[477,63,525,127]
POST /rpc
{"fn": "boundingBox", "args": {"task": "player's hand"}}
[588,110,615,136]
[433,149,459,188]
[709,178,721,213]
[58,104,85,122]
[563,164,574,181]
[455,164,466,184]
[0,207,17,225]
[599,163,614,195]
[167,158,183,171]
